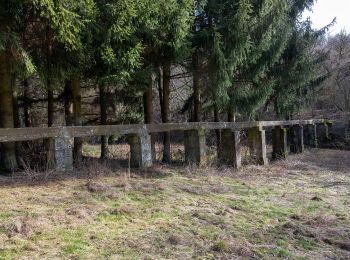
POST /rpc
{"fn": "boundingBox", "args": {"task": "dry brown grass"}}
[0,149,349,259]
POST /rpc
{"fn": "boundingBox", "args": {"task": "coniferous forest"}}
[0,0,345,172]
[2,1,350,259]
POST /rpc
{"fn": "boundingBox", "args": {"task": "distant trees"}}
[0,0,329,172]
[320,31,350,133]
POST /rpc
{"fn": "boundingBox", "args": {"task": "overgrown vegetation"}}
[0,149,349,259]
[0,0,334,172]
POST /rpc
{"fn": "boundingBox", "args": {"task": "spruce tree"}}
[0,0,92,172]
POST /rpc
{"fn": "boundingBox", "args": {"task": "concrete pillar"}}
[219,129,241,169]
[272,126,288,160]
[317,122,330,144]
[184,129,207,166]
[290,125,304,154]
[304,124,317,148]
[128,131,153,168]
[248,127,268,165]
[54,136,74,171]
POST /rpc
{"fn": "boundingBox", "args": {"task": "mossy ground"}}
[0,149,349,259]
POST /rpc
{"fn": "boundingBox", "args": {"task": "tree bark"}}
[11,74,22,167]
[162,62,171,163]
[64,80,73,126]
[0,51,18,171]
[23,79,32,127]
[99,84,109,160]
[143,85,154,124]
[214,104,221,157]
[227,107,235,122]
[46,80,55,169]
[72,76,83,163]
[12,75,20,128]
[47,82,54,127]
[192,51,200,122]
[143,76,156,161]
[158,66,164,118]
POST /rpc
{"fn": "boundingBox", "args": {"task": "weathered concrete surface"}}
[248,127,268,165]
[0,119,327,143]
[317,122,332,144]
[128,132,153,168]
[184,129,207,166]
[272,126,288,160]
[290,125,304,154]
[304,124,317,148]
[219,129,241,169]
[54,136,74,171]
[54,128,74,171]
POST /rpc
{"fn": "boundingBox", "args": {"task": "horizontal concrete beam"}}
[0,120,328,143]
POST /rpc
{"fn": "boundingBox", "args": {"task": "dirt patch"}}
[4,216,50,238]
[110,205,136,216]
[323,238,350,251]
[282,213,350,256]
[167,234,188,245]
[86,181,112,193]
[66,207,94,220]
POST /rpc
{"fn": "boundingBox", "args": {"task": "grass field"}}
[0,149,349,259]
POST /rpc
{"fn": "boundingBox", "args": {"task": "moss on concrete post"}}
[54,137,73,172]
[248,127,268,165]
[219,129,241,169]
[184,129,207,166]
[304,124,317,148]
[290,125,304,154]
[326,121,333,139]
[272,126,288,160]
[128,131,153,168]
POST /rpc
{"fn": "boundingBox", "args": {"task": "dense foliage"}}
[0,0,330,171]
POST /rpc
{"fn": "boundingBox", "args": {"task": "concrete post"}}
[272,126,288,160]
[219,129,241,169]
[248,127,268,165]
[317,122,330,145]
[51,128,73,171]
[304,124,317,148]
[128,131,153,168]
[290,125,304,154]
[184,129,207,166]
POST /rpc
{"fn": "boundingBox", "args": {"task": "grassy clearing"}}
[0,149,350,259]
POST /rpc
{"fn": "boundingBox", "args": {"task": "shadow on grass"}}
[0,156,173,188]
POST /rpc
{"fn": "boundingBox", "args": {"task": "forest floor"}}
[0,149,350,259]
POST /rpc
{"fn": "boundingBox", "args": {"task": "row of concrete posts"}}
[128,122,331,169]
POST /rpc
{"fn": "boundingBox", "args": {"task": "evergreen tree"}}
[0,0,91,171]
[136,0,194,163]
[270,20,331,119]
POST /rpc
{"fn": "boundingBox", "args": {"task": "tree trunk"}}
[72,76,83,163]
[0,51,18,172]
[158,66,164,118]
[99,84,109,160]
[64,80,73,126]
[46,81,55,168]
[23,79,32,127]
[47,82,54,127]
[227,107,235,122]
[12,75,20,128]
[162,62,171,163]
[143,76,156,161]
[192,51,200,122]
[214,104,221,157]
[11,74,22,167]
[143,85,154,124]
